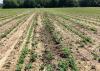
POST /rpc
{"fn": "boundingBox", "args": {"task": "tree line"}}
[3,0,100,8]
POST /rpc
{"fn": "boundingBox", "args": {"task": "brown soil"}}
[49,15,100,71]
[0,13,35,70]
[0,11,30,27]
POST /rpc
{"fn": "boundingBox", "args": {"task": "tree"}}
[17,0,25,7]
[3,0,100,8]
[80,0,100,7]
[3,0,19,8]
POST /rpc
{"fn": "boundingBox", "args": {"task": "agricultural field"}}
[0,8,100,71]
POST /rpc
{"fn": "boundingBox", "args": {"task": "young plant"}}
[30,51,37,62]
[58,60,69,71]
[44,50,54,61]
[16,47,29,71]
[25,63,32,70]
[60,47,71,58]
[68,56,79,71]
[46,64,54,71]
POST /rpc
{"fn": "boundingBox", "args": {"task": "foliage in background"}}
[3,0,100,8]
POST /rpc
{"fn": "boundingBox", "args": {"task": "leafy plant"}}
[82,36,92,44]
[18,47,29,64]
[60,47,71,58]
[53,31,62,44]
[25,63,32,70]
[58,60,69,71]
[16,64,22,71]
[68,56,79,71]
[46,64,53,71]
[30,51,37,62]
[44,50,54,61]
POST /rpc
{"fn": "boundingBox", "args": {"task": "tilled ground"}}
[49,14,100,71]
[0,11,100,71]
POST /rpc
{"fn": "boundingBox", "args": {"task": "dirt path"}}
[0,13,35,69]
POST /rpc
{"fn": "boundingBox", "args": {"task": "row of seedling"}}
[0,9,27,20]
[0,11,31,27]
[61,15,97,33]
[42,14,79,71]
[49,14,100,62]
[16,15,36,71]
[50,13,97,33]
[69,15,100,26]
[50,14,100,64]
[50,14,92,45]
[24,16,38,71]
[0,14,29,40]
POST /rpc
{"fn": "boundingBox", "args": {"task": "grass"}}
[40,7,100,15]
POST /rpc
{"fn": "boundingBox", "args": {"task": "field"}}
[0,8,100,71]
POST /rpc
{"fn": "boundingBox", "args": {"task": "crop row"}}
[60,15,97,33]
[68,14,100,25]
[0,14,29,40]
[16,15,36,71]
[24,15,38,71]
[50,14,92,45]
[0,11,31,27]
[42,14,78,71]
[54,15,100,61]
